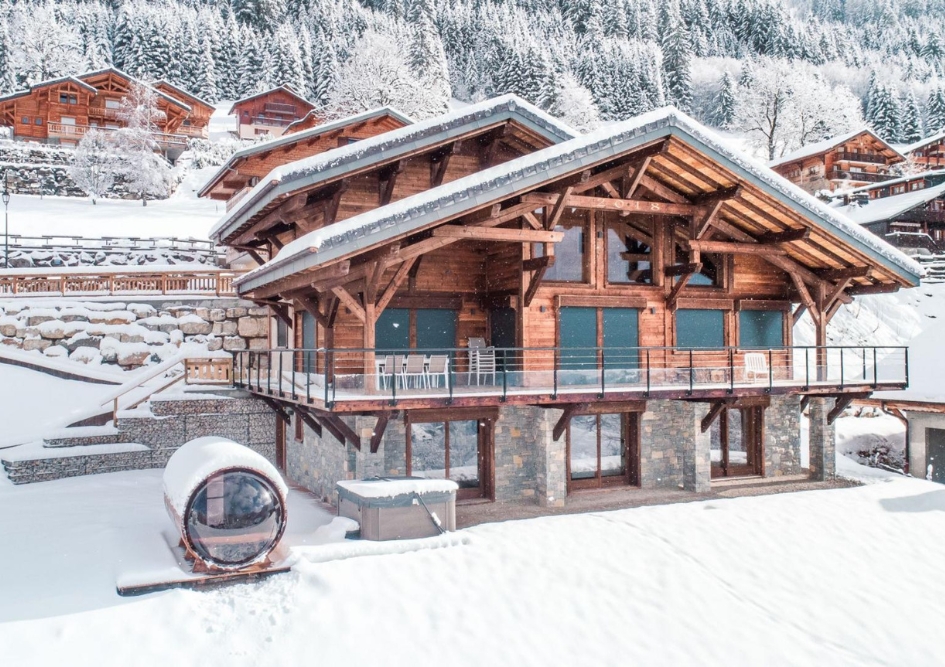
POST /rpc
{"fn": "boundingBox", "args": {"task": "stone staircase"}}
[1,390,277,484]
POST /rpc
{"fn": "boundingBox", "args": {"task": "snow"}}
[831,181,945,224]
[163,437,288,516]
[337,478,459,499]
[239,105,923,289]
[894,130,945,155]
[1,439,148,462]
[4,463,945,664]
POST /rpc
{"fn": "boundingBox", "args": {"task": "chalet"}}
[769,130,905,194]
[896,132,945,171]
[150,79,215,142]
[0,68,209,160]
[832,171,945,252]
[204,97,920,508]
[229,86,316,140]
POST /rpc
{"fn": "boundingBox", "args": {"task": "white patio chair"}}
[744,352,768,383]
[393,354,406,388]
[402,354,427,389]
[467,337,485,384]
[475,346,497,386]
[426,355,450,389]
[379,355,395,389]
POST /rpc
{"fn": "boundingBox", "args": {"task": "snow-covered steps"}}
[43,424,121,448]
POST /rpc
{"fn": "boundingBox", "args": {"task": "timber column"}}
[808,397,836,480]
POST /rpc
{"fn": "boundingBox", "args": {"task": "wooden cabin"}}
[150,79,215,141]
[0,68,208,161]
[897,132,945,171]
[770,130,904,194]
[206,97,919,507]
[833,172,945,252]
[229,86,315,140]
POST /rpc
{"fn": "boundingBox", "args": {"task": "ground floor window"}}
[406,409,495,501]
[710,406,764,478]
[567,412,640,492]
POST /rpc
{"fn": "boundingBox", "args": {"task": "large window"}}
[533,221,585,282]
[676,309,724,348]
[739,310,784,348]
[407,411,494,501]
[376,308,458,352]
[567,412,639,491]
[559,306,639,372]
[607,223,651,284]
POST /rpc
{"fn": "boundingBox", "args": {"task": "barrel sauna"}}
[163,437,288,572]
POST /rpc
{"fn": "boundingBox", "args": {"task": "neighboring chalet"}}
[230,86,316,139]
[0,68,210,160]
[832,171,945,252]
[896,132,945,171]
[203,96,920,508]
[769,129,904,194]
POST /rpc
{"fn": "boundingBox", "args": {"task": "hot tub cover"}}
[337,478,459,499]
[163,436,288,516]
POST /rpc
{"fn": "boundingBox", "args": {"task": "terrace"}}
[233,345,909,413]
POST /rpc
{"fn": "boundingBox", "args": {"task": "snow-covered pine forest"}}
[4,0,945,159]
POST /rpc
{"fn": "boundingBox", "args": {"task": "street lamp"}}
[1,182,9,269]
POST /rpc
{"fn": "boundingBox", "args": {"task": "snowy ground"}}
[1,461,944,665]
[4,167,224,241]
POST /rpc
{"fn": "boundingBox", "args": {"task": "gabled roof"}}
[228,86,315,115]
[0,75,98,104]
[832,181,945,225]
[894,131,945,155]
[150,79,215,114]
[838,169,945,196]
[77,67,192,112]
[208,95,577,242]
[283,107,413,135]
[769,129,904,168]
[199,106,417,199]
[236,106,922,294]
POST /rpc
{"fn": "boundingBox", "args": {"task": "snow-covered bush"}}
[69,129,118,204]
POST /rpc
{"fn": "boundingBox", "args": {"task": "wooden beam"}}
[686,240,786,256]
[693,198,727,240]
[524,192,696,216]
[295,407,323,438]
[664,262,702,277]
[260,396,291,424]
[376,257,416,316]
[792,304,807,327]
[331,285,365,323]
[479,126,507,168]
[824,278,852,314]
[847,284,899,296]
[430,141,460,187]
[546,186,575,229]
[301,406,346,445]
[690,185,742,206]
[522,255,555,272]
[262,300,292,327]
[233,244,266,265]
[323,179,349,226]
[322,413,361,450]
[370,414,389,454]
[294,296,326,327]
[827,395,859,424]
[800,395,810,413]
[789,272,820,326]
[326,296,341,328]
[701,400,727,433]
[553,404,584,441]
[756,228,811,244]
[378,160,403,206]
[667,273,694,311]
[815,266,871,280]
[522,211,543,230]
[524,263,550,307]
[432,226,564,243]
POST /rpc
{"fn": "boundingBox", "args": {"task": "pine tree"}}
[310,28,338,107]
[716,70,738,128]
[407,0,451,111]
[0,23,14,93]
[927,86,945,135]
[238,28,267,97]
[268,24,307,95]
[866,84,902,143]
[901,91,923,143]
[659,0,692,112]
[233,0,286,32]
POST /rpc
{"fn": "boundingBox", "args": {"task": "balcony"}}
[246,115,296,128]
[46,122,189,147]
[87,107,121,120]
[835,151,888,165]
[263,102,298,115]
[233,345,909,413]
[828,169,892,184]
[176,124,208,138]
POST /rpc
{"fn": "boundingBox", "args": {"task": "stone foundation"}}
[640,400,710,492]
[765,395,802,476]
[808,397,836,480]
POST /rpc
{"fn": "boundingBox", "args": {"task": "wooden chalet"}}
[206,97,920,507]
[833,171,945,252]
[897,132,945,171]
[150,79,215,140]
[0,68,208,160]
[769,130,905,194]
[229,86,316,140]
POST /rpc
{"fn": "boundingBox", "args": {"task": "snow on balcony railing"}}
[0,266,243,297]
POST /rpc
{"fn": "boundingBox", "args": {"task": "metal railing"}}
[828,169,892,183]
[835,151,888,164]
[232,345,909,409]
[0,267,242,297]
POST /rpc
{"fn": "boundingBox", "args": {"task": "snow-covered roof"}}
[78,67,193,112]
[831,181,945,224]
[768,129,903,168]
[150,79,215,112]
[0,76,98,103]
[199,106,417,198]
[228,85,314,115]
[236,105,923,293]
[894,130,945,155]
[209,95,578,241]
[283,106,413,135]
[836,170,945,196]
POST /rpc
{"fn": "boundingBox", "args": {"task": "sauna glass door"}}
[567,413,639,491]
[408,417,493,501]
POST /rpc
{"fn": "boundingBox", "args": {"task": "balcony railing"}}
[828,169,892,183]
[835,151,888,165]
[46,122,189,146]
[0,267,242,297]
[246,115,296,127]
[263,103,298,115]
[233,345,909,411]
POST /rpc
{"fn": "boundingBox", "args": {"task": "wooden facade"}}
[770,130,904,193]
[899,133,945,171]
[0,69,208,154]
[229,86,315,140]
[205,100,917,496]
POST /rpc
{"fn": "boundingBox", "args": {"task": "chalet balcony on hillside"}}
[47,122,190,146]
[828,169,892,184]
[233,345,909,413]
[835,151,889,165]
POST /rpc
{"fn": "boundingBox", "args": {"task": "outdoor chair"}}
[380,355,396,389]
[475,346,497,386]
[426,355,450,389]
[402,354,427,389]
[744,352,769,383]
[467,337,486,384]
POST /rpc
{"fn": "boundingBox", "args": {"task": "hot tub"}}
[337,477,458,541]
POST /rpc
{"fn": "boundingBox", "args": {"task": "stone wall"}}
[809,397,837,480]
[1,141,139,199]
[640,400,690,490]
[288,413,351,502]
[0,299,270,369]
[765,395,802,476]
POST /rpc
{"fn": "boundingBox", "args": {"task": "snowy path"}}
[0,466,943,665]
